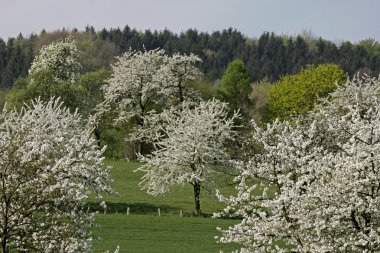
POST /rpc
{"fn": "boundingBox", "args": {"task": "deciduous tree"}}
[137,99,239,216]
[99,49,202,123]
[29,36,81,83]
[217,75,380,252]
[6,37,83,111]
[158,52,202,106]
[97,49,202,155]
[0,98,113,252]
[267,64,346,121]
[99,48,166,126]
[218,59,252,119]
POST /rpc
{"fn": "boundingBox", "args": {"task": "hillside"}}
[1,26,379,90]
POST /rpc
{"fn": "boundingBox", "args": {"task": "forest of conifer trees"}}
[1,26,379,90]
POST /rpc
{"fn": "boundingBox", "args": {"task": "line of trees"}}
[1,26,380,89]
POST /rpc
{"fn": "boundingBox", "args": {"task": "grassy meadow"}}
[89,160,240,253]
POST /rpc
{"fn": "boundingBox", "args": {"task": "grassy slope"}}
[90,160,239,253]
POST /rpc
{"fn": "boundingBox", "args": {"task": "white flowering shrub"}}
[216,76,380,252]
[137,99,239,216]
[29,37,81,83]
[0,98,113,252]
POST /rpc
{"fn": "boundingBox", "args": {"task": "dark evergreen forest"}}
[1,25,379,89]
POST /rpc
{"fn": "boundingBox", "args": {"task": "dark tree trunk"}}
[2,221,8,253]
[2,186,9,253]
[193,181,201,216]
[179,81,184,104]
[137,141,153,156]
[94,127,101,147]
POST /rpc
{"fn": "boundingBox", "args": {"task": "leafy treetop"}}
[267,64,347,121]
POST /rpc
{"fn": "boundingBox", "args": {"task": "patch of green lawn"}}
[91,214,239,253]
[89,160,235,216]
[89,160,240,252]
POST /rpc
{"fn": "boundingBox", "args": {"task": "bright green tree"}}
[218,59,252,116]
[78,67,127,158]
[266,64,347,121]
[6,70,83,111]
[78,67,111,117]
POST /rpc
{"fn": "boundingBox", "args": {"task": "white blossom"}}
[158,52,202,105]
[0,98,113,252]
[29,37,82,84]
[137,99,239,215]
[100,48,166,125]
[217,75,380,252]
[97,49,202,126]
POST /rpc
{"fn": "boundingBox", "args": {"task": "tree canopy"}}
[266,64,347,120]
[0,98,113,252]
[217,75,380,252]
[137,99,239,216]
[97,48,202,147]
[218,59,252,116]
[1,28,380,91]
[28,36,81,83]
[6,38,83,111]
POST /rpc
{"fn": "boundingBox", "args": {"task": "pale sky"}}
[0,0,379,43]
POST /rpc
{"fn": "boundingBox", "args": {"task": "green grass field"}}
[89,160,240,253]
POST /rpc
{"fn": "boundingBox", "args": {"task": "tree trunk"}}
[2,192,9,253]
[94,127,101,147]
[193,181,201,216]
[2,227,8,253]
[179,81,184,104]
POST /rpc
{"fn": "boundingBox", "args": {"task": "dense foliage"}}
[0,98,113,252]
[28,36,81,83]
[6,38,83,111]
[1,27,380,90]
[217,76,380,252]
[96,48,202,154]
[267,64,347,120]
[218,59,252,118]
[137,99,239,216]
